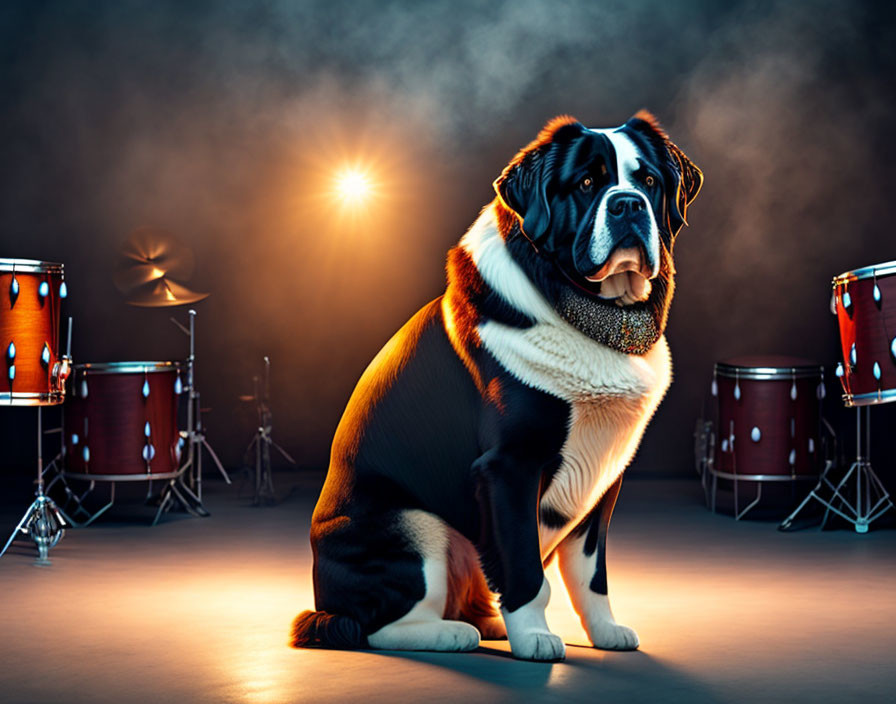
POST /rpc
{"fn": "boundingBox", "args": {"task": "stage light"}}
[333,167,373,206]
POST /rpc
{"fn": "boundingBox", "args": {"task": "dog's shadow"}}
[373,641,722,702]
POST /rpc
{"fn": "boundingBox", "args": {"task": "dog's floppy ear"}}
[493,116,585,244]
[629,110,703,233]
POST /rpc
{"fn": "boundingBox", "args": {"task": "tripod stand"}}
[170,309,231,504]
[780,405,895,532]
[242,356,295,505]
[1,407,67,563]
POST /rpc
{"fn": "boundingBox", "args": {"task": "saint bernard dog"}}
[292,112,702,661]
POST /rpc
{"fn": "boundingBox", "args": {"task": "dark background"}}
[1,0,895,479]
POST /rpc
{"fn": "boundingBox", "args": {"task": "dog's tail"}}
[290,610,366,649]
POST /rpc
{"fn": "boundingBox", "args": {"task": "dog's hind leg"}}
[556,474,639,650]
[444,528,505,640]
[367,510,481,652]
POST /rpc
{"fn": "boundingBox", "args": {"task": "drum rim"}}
[715,362,824,380]
[0,391,65,405]
[843,388,896,407]
[832,260,896,285]
[73,361,182,374]
[0,257,65,274]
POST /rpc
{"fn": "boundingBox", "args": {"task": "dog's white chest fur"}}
[459,205,672,554]
[479,320,671,554]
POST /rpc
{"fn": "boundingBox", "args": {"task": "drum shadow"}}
[373,643,722,703]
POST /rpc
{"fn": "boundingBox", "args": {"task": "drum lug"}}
[51,355,72,393]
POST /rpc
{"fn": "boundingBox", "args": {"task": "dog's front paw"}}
[509,629,566,661]
[587,620,639,651]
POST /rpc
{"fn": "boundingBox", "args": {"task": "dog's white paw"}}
[509,629,566,661]
[587,620,639,651]
[435,621,482,651]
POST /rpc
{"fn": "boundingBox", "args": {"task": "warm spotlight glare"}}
[333,167,373,206]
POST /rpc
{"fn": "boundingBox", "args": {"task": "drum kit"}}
[1,238,232,563]
[697,259,896,532]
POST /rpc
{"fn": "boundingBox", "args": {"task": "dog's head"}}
[492,112,702,350]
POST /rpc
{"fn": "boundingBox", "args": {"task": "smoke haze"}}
[1,0,894,474]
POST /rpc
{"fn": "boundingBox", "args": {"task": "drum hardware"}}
[170,309,231,502]
[696,357,828,520]
[779,261,896,531]
[1,315,73,563]
[779,406,893,532]
[239,356,296,505]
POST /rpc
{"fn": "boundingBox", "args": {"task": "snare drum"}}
[832,260,896,406]
[0,258,68,405]
[63,362,185,478]
[713,356,825,479]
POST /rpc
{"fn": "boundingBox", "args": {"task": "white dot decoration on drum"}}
[142,377,150,398]
[144,421,151,438]
[789,449,796,465]
[82,446,90,462]
[734,381,741,400]
[809,437,815,453]
[891,337,896,363]
[751,427,761,442]
[873,362,882,381]
[174,373,183,395]
[142,444,156,462]
[842,290,852,310]
[8,364,15,381]
[70,433,79,445]
[38,280,49,298]
[816,381,826,399]
[835,362,844,377]
[849,343,856,367]
[41,343,50,366]
[59,281,67,298]
[6,341,14,361]
[80,378,88,398]
[721,438,729,452]
[873,282,881,305]
[10,275,19,298]
[790,380,798,400]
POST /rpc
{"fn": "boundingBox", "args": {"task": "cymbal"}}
[115,227,209,307]
[114,227,195,293]
[125,278,209,307]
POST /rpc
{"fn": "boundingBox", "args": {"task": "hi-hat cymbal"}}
[125,278,209,307]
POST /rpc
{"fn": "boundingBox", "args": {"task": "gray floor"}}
[1,471,894,704]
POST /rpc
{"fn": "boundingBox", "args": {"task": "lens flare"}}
[333,167,373,205]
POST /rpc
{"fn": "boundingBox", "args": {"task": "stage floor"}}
[1,471,894,703]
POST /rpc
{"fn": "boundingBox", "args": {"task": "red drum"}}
[832,261,896,406]
[64,362,185,478]
[0,258,68,405]
[713,356,825,479]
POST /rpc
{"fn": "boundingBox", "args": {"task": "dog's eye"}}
[579,176,593,192]
[644,175,656,188]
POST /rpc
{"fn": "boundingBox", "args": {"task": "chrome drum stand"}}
[780,405,894,532]
[1,407,67,563]
[241,356,295,505]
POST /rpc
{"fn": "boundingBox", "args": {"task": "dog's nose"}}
[607,192,645,217]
